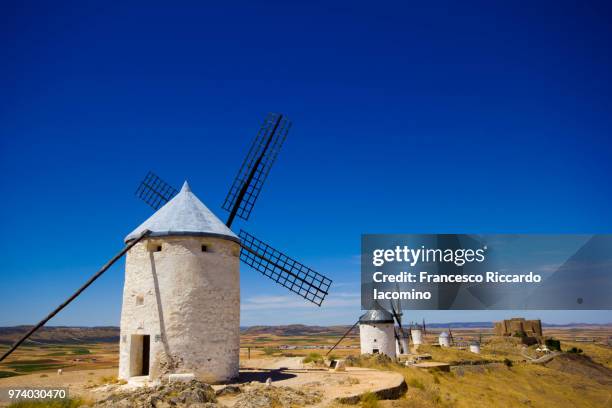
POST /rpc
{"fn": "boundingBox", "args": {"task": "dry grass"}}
[561,341,612,369]
[345,336,612,408]
[99,375,126,385]
[7,397,92,408]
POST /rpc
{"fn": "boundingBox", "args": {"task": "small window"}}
[201,245,208,252]
[146,242,162,252]
[373,339,377,342]
[136,295,144,306]
[372,348,379,354]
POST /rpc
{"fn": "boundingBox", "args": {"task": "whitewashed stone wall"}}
[359,323,396,359]
[118,236,240,383]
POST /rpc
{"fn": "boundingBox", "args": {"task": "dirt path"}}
[225,357,405,407]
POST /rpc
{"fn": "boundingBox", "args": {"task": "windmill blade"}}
[238,229,331,306]
[389,301,405,354]
[136,171,179,210]
[223,113,291,227]
[392,283,405,334]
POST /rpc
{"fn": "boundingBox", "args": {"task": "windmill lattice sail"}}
[239,230,331,306]
[136,171,179,210]
[222,113,291,223]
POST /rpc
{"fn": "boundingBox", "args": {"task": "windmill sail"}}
[223,113,291,227]
[239,229,331,306]
[136,171,179,210]
[390,301,406,354]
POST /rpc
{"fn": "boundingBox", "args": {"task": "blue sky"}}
[1,1,611,326]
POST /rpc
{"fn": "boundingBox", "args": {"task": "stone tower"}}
[359,309,396,359]
[118,181,240,383]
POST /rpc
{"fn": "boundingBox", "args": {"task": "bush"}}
[567,347,583,354]
[545,338,561,352]
[503,358,513,368]
[262,347,279,355]
[303,352,323,364]
[360,391,379,408]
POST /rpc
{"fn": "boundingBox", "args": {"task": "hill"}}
[2,322,610,344]
[0,326,119,345]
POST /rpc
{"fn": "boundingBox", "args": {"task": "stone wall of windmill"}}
[358,310,397,359]
[119,236,240,383]
[359,323,396,359]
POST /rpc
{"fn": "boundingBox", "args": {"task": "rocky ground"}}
[85,379,321,408]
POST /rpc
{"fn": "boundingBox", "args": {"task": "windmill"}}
[326,299,407,359]
[0,113,333,377]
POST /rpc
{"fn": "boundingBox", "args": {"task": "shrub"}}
[303,352,324,364]
[545,338,561,352]
[360,391,379,408]
[503,358,513,368]
[262,347,278,355]
[100,375,127,385]
[567,347,583,354]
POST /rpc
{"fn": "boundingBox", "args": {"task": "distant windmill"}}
[1,113,333,382]
[326,299,407,359]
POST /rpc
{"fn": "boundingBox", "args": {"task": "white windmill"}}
[1,113,333,386]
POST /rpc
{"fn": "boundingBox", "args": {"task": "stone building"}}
[494,318,542,338]
[359,309,396,359]
[118,181,241,383]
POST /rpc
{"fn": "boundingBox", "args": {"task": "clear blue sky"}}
[1,1,611,326]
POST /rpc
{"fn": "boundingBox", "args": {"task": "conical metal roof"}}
[359,308,394,324]
[125,181,239,243]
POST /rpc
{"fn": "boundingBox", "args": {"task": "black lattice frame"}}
[222,113,290,221]
[239,230,332,306]
[135,171,179,210]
